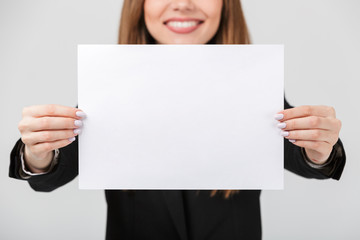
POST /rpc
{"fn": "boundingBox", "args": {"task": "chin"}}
[158,36,207,44]
[171,39,203,44]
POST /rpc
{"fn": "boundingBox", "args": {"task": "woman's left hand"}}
[275,105,342,165]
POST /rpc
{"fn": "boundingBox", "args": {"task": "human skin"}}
[19,0,341,172]
[19,105,85,173]
[276,106,341,164]
[144,0,223,44]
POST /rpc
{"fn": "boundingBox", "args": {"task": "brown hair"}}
[118,0,251,199]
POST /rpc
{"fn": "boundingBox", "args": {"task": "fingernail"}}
[289,139,296,143]
[277,122,286,129]
[274,114,284,120]
[69,137,76,142]
[76,111,86,118]
[74,128,82,134]
[74,120,83,127]
[280,131,289,137]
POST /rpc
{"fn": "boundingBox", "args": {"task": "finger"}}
[23,104,85,119]
[30,138,76,155]
[29,117,82,131]
[288,140,332,154]
[280,116,336,131]
[279,105,336,121]
[281,129,332,143]
[22,129,81,145]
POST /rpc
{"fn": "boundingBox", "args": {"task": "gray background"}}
[0,0,359,239]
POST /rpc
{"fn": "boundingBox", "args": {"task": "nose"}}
[170,0,195,12]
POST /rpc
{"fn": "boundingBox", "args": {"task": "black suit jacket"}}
[9,99,346,240]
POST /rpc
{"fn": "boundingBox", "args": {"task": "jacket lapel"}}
[162,190,188,240]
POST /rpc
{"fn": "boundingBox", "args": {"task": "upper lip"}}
[164,18,205,24]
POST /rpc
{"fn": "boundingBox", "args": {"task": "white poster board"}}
[78,45,284,189]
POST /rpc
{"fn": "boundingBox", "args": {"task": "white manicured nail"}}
[274,114,284,120]
[74,120,83,127]
[281,131,289,137]
[69,137,76,142]
[277,122,286,129]
[74,128,82,134]
[289,139,296,143]
[76,111,86,118]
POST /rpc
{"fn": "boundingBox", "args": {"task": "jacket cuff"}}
[18,143,59,179]
[301,139,346,180]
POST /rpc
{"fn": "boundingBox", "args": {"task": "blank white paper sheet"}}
[78,45,284,189]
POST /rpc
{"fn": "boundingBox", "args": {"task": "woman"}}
[10,0,346,239]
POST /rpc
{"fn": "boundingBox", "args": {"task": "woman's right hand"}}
[18,104,86,173]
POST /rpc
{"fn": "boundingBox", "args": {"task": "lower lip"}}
[165,22,203,34]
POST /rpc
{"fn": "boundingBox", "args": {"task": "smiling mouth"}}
[164,19,204,34]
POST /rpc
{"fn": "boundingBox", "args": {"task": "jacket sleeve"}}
[9,137,79,192]
[284,99,346,180]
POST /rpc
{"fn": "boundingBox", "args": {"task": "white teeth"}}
[167,21,199,28]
